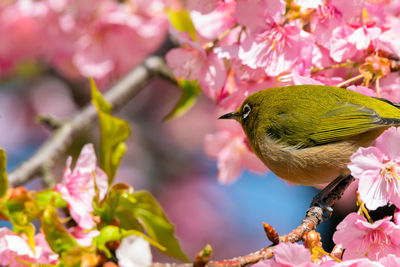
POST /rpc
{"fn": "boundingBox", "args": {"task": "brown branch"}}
[204,176,355,267]
[9,56,175,187]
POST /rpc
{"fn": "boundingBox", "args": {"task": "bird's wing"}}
[271,103,398,147]
[309,103,384,144]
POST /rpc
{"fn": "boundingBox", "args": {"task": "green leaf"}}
[91,79,130,184]
[36,190,67,210]
[131,191,189,262]
[0,149,8,198]
[94,186,186,261]
[94,225,165,258]
[164,79,202,120]
[40,205,79,254]
[166,8,196,41]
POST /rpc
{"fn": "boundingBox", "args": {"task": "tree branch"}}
[9,56,175,187]
[203,176,355,267]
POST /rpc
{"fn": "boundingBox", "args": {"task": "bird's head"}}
[218,93,264,135]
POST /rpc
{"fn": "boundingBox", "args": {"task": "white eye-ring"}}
[242,104,251,119]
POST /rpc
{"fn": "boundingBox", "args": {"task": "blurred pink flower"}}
[204,122,267,184]
[238,24,314,76]
[253,242,316,267]
[348,127,400,210]
[166,33,226,99]
[235,0,285,32]
[333,213,400,260]
[55,143,108,229]
[186,0,217,14]
[69,226,100,247]
[73,5,168,81]
[347,85,376,97]
[34,233,59,264]
[190,0,236,41]
[0,228,58,266]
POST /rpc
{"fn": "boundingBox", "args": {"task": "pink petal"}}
[379,254,400,266]
[273,242,311,266]
[242,150,268,174]
[375,127,400,160]
[358,171,390,210]
[347,85,376,97]
[236,0,285,31]
[204,131,231,157]
[217,140,244,184]
[199,52,226,99]
[333,213,368,248]
[166,48,204,81]
[348,147,383,179]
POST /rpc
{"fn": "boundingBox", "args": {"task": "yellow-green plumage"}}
[222,85,400,185]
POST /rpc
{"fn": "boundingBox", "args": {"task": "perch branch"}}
[205,176,354,267]
[9,56,174,187]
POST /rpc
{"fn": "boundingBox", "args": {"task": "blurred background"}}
[0,0,375,263]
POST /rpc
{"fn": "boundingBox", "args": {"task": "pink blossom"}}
[347,25,382,50]
[0,228,58,266]
[329,26,360,62]
[186,0,217,14]
[331,0,365,25]
[217,75,277,110]
[69,226,100,247]
[253,242,316,267]
[379,254,400,266]
[204,122,267,184]
[55,143,108,229]
[333,212,400,260]
[166,33,226,99]
[238,24,314,76]
[34,233,59,265]
[313,4,343,48]
[347,85,376,97]
[379,73,400,103]
[190,0,236,41]
[73,5,168,81]
[320,258,383,267]
[235,0,286,31]
[348,127,400,210]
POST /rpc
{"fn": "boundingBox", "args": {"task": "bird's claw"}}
[308,201,333,222]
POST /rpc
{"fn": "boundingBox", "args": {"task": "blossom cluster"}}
[166,0,400,183]
[0,0,168,85]
[0,144,152,266]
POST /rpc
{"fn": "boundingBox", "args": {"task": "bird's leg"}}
[308,175,355,221]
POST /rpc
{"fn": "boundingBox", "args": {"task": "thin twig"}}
[9,56,175,187]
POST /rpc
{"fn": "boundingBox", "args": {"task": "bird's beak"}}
[218,112,239,120]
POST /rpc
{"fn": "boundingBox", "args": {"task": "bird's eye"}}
[242,104,251,119]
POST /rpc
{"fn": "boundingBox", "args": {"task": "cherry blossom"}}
[333,213,400,260]
[166,33,226,99]
[0,228,58,266]
[348,127,400,210]
[253,242,317,267]
[238,24,314,76]
[55,143,108,229]
[69,226,100,247]
[204,122,267,184]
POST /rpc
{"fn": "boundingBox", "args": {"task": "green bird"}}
[219,85,400,188]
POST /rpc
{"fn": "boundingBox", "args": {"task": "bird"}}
[219,85,400,200]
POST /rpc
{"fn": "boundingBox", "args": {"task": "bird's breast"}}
[252,135,362,186]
